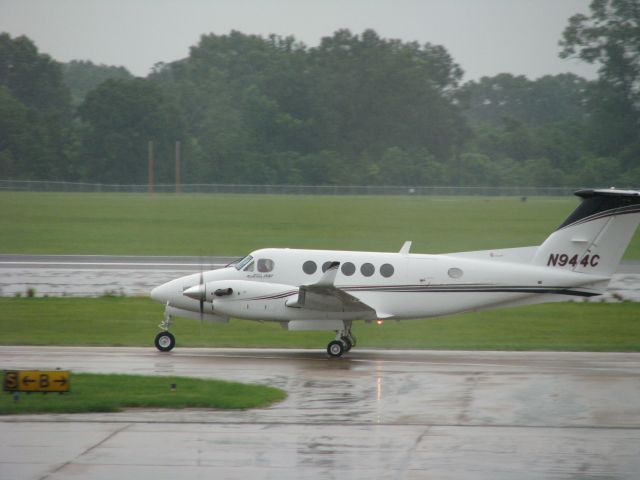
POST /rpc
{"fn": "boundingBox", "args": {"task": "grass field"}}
[2,191,638,258]
[2,297,639,352]
[0,373,286,415]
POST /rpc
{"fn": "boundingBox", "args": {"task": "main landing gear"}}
[155,306,176,352]
[326,326,356,358]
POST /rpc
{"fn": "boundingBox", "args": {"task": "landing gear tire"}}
[155,331,175,352]
[327,340,345,358]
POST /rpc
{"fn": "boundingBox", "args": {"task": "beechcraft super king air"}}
[150,188,640,357]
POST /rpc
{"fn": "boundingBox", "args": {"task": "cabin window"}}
[302,260,317,274]
[243,261,255,272]
[257,258,275,273]
[341,262,356,276]
[322,261,338,272]
[448,267,463,279]
[380,263,395,278]
[360,262,375,277]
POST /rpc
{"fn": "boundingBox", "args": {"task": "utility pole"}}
[147,140,154,194]
[175,140,181,194]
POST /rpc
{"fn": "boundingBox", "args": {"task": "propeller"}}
[183,263,206,324]
[198,268,205,322]
[198,259,205,341]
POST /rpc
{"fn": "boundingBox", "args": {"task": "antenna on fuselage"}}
[399,241,412,254]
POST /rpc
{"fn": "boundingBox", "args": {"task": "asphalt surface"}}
[1,347,640,479]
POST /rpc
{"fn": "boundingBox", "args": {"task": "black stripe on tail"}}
[557,189,640,231]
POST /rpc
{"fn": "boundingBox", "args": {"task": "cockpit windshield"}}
[235,254,253,271]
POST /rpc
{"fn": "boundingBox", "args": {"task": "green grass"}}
[1,192,638,258]
[0,373,286,415]
[1,297,639,352]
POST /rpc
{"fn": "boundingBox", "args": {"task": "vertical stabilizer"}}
[531,189,640,276]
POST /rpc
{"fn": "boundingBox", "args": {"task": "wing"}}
[286,261,382,318]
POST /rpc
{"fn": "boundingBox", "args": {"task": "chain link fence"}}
[0,180,590,196]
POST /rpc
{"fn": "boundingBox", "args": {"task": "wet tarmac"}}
[1,347,640,479]
[1,254,639,301]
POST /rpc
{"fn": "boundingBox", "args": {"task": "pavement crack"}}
[457,372,481,423]
[38,423,132,480]
[399,426,431,479]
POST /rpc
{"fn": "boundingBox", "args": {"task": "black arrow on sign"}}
[54,378,67,386]
[22,376,35,385]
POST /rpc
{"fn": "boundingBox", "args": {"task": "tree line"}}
[1,0,638,187]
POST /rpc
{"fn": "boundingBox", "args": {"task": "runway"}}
[1,254,639,300]
[2,347,640,479]
[0,254,237,297]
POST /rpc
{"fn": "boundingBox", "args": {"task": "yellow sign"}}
[3,370,70,393]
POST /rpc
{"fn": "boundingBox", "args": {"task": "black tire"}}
[155,331,176,352]
[327,340,345,358]
[340,336,353,352]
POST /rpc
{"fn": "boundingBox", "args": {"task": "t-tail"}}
[532,189,640,276]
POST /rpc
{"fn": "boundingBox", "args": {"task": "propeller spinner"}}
[182,271,206,320]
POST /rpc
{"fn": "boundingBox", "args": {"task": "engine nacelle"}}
[204,280,298,320]
[204,280,366,322]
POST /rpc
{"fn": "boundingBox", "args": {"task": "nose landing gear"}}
[155,305,176,352]
[155,331,175,352]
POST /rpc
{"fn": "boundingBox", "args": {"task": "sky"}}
[0,0,598,82]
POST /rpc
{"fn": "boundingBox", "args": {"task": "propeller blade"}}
[199,269,204,322]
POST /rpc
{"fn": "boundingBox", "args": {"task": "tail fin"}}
[531,189,640,276]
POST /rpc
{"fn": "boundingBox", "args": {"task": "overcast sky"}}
[1,0,597,81]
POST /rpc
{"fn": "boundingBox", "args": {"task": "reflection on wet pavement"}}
[1,347,639,479]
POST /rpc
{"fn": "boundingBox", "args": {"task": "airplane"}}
[150,188,640,357]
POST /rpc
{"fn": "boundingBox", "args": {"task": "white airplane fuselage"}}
[152,247,607,323]
[150,188,640,356]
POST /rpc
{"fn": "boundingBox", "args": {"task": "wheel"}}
[155,331,175,352]
[340,336,353,352]
[327,340,345,358]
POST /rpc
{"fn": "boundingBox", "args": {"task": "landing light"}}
[376,320,383,325]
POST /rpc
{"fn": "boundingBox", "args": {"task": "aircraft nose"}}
[150,283,171,303]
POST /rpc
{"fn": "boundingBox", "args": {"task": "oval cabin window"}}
[380,263,395,278]
[302,260,317,274]
[360,263,375,277]
[341,262,356,276]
